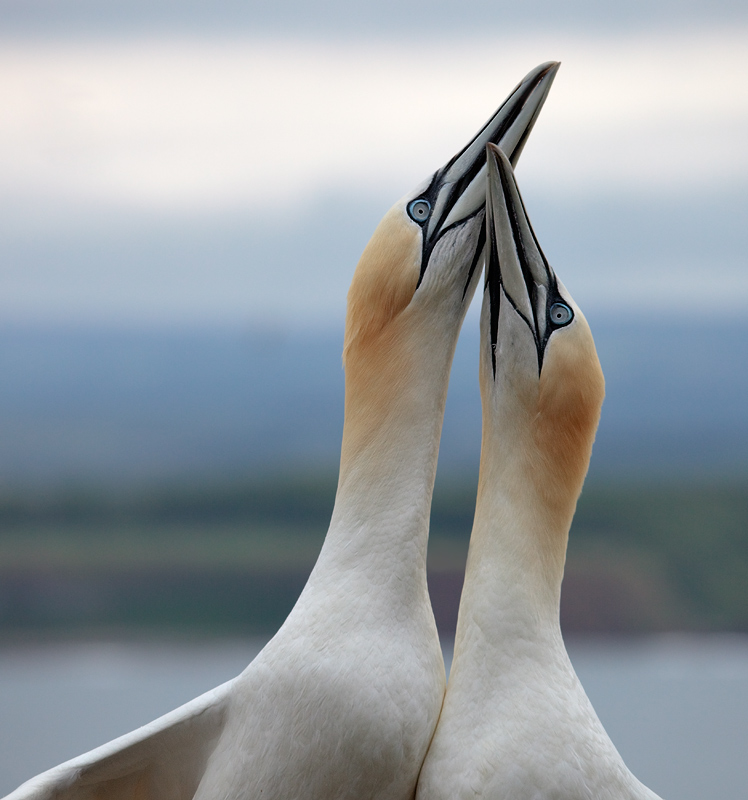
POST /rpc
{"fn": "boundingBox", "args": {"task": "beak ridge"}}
[444,61,559,182]
[486,142,556,373]
[424,61,560,244]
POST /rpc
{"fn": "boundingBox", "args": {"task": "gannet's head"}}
[343,62,559,367]
[481,144,605,509]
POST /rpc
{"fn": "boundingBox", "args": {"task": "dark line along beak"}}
[416,61,560,291]
[485,142,559,376]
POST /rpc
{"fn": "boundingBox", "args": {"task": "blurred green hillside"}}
[1,475,746,638]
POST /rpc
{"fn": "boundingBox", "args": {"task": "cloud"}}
[0,30,746,226]
[0,29,746,326]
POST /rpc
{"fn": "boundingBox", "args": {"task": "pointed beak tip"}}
[530,61,561,98]
[540,60,561,77]
[485,142,511,177]
[485,142,500,179]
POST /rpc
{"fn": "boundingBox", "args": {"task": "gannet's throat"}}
[323,207,457,585]
[473,330,605,611]
[339,207,428,493]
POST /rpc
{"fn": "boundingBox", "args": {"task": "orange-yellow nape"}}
[343,204,421,367]
[534,312,605,511]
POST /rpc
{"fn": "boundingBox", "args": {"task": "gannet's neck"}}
[454,323,603,670]
[437,393,660,800]
[465,452,572,646]
[302,202,476,602]
[317,313,459,594]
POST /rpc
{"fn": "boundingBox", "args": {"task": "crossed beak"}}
[415,61,560,289]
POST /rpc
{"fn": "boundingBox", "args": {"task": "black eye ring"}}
[407,199,431,224]
[549,302,573,327]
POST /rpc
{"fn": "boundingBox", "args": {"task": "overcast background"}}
[0,0,746,484]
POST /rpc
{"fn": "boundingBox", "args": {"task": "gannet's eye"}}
[549,302,573,327]
[407,199,431,223]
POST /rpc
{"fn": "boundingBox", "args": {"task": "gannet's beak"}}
[414,61,559,289]
[485,142,574,375]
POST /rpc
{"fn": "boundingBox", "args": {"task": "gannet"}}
[5,64,559,800]
[416,145,663,800]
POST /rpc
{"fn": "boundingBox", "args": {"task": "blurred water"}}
[1,635,746,798]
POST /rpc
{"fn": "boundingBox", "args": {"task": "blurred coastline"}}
[2,476,747,638]
[0,319,746,639]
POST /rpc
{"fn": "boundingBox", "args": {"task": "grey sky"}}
[0,6,745,326]
[1,0,746,36]
[1,187,745,328]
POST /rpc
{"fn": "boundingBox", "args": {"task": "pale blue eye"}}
[408,199,431,223]
[549,302,573,326]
